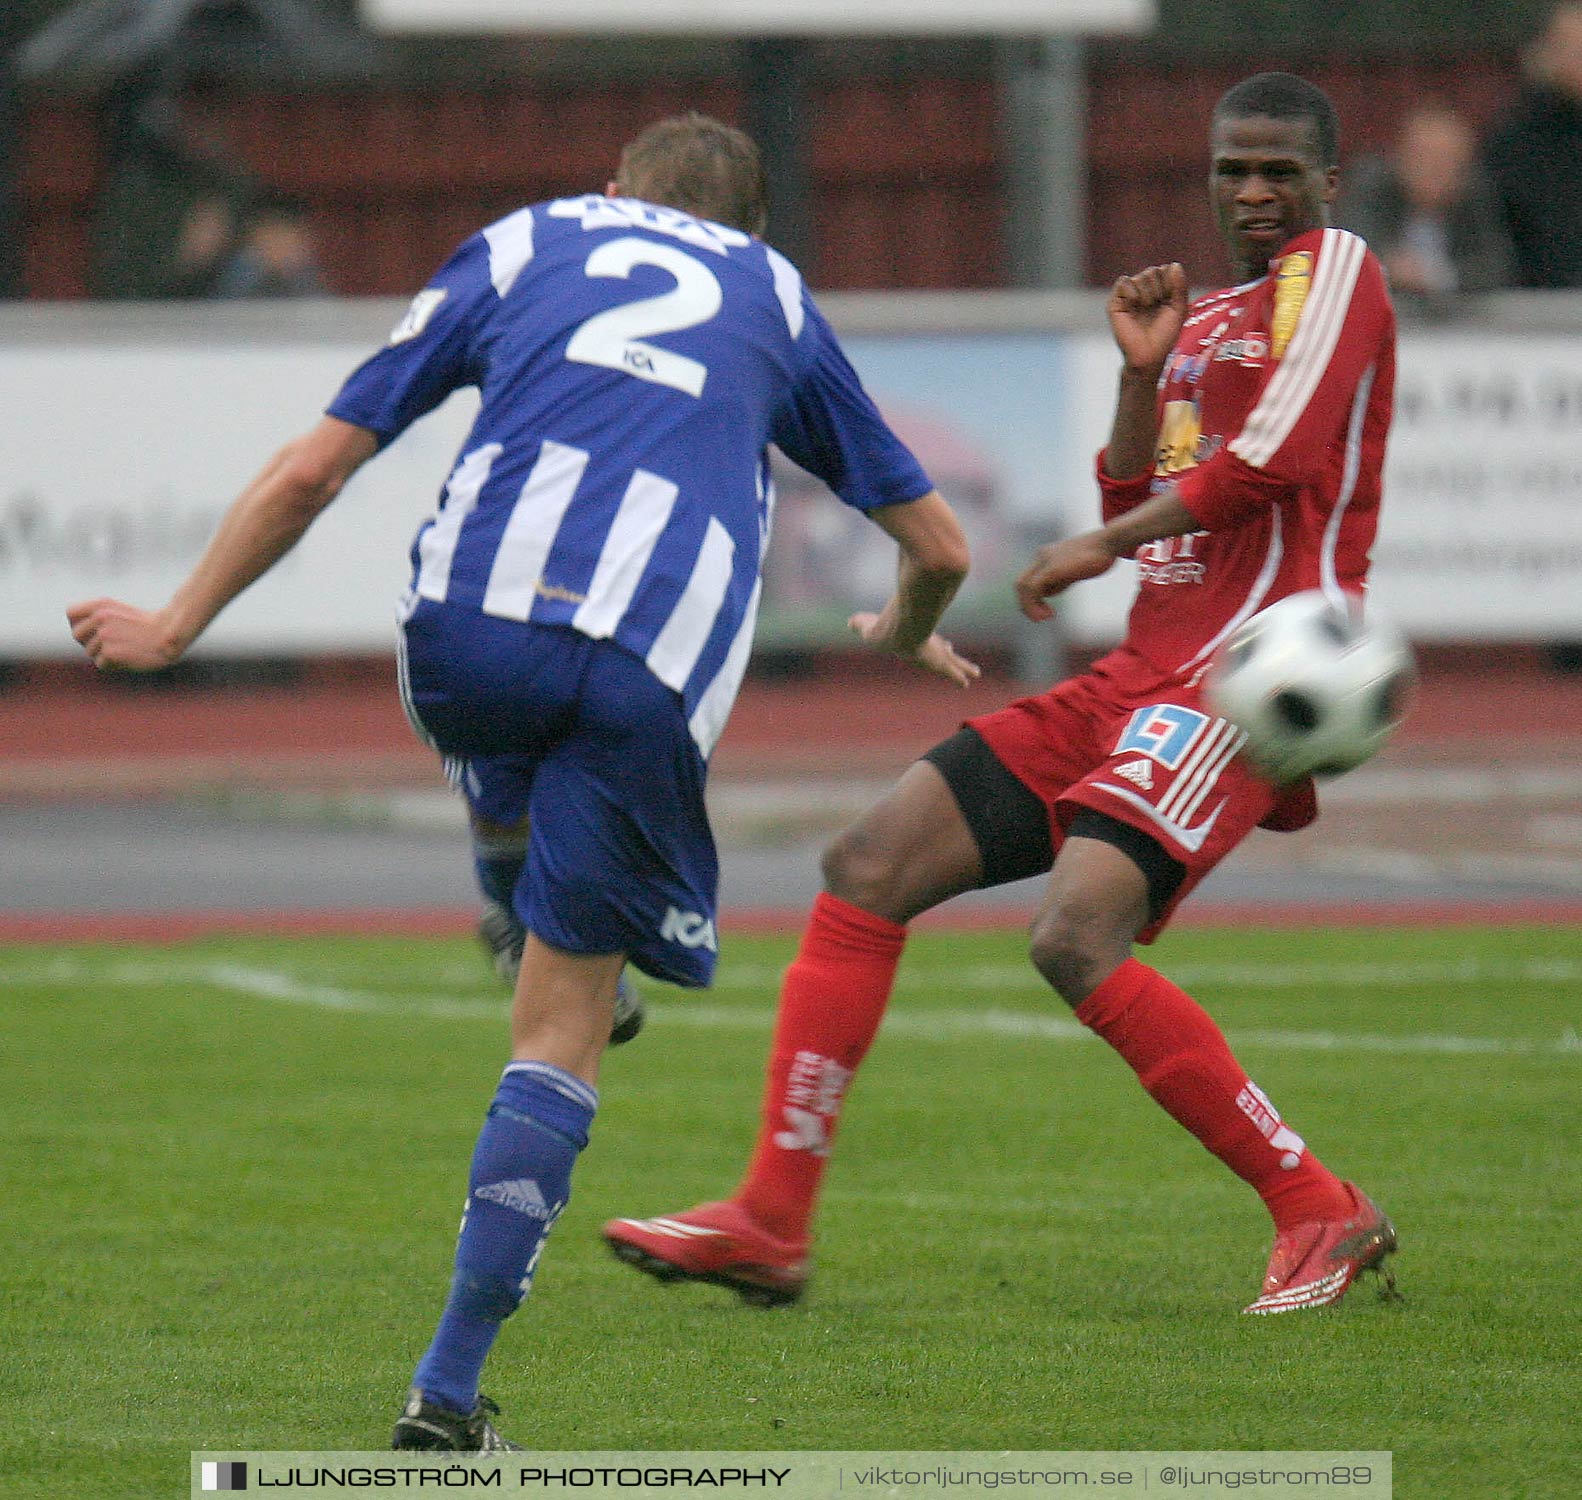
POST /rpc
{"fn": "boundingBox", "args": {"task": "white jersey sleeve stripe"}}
[764,245,806,340]
[1230,229,1365,468]
[415,442,503,603]
[645,516,737,693]
[480,440,589,621]
[1321,362,1375,603]
[1232,228,1362,466]
[1233,228,1359,465]
[483,207,536,298]
[1255,230,1365,460]
[572,469,680,639]
[688,577,762,757]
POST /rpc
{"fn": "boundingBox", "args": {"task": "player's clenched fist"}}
[66,597,182,672]
[1108,261,1189,376]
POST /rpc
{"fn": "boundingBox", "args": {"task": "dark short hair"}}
[1214,72,1340,167]
[615,113,769,235]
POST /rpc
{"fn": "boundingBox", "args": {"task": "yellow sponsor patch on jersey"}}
[1154,399,1202,476]
[1270,250,1313,358]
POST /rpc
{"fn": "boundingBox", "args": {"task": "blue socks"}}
[413,1062,597,1414]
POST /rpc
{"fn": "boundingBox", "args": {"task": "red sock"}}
[734,892,906,1242]
[1075,958,1351,1230]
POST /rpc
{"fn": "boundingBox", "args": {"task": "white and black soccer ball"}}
[1204,590,1416,783]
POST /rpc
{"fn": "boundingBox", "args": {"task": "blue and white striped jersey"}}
[328,193,931,755]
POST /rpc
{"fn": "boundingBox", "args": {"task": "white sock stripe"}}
[502,1060,599,1113]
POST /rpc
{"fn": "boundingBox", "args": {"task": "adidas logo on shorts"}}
[1113,757,1155,790]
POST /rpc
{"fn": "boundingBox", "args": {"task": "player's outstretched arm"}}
[849,489,979,687]
[1015,489,1201,622]
[68,417,379,671]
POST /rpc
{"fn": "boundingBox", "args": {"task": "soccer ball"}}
[1204,590,1415,783]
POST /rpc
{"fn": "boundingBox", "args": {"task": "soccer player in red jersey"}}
[605,73,1402,1316]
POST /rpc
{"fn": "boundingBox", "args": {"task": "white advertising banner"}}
[3,310,1579,658]
[360,0,1154,36]
[1,335,476,657]
[1366,330,1582,636]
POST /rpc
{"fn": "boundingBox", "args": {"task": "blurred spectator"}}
[1337,102,1514,306]
[161,191,243,297]
[209,191,328,298]
[1485,1,1582,287]
[91,84,327,301]
[90,87,250,299]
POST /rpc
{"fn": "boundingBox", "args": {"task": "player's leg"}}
[733,727,1059,1231]
[728,760,983,1227]
[397,940,620,1451]
[1032,811,1395,1313]
[394,614,697,1446]
[604,728,1054,1301]
[469,792,645,1047]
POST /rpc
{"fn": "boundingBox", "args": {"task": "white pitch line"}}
[4,956,1578,1057]
[0,957,508,1019]
[711,957,1582,990]
[663,1003,1582,1056]
[201,964,509,1019]
[8,955,1582,992]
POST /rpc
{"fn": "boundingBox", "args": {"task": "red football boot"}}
[602,1200,808,1307]
[1243,1181,1400,1315]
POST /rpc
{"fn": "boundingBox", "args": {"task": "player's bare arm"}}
[849,489,980,687]
[1103,262,1189,481]
[1015,489,1200,622]
[68,416,378,670]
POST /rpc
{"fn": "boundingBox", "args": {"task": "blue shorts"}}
[398,601,718,987]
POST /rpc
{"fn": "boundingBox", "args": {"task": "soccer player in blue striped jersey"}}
[67,113,977,1449]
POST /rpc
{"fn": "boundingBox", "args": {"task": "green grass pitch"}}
[4,923,1579,1498]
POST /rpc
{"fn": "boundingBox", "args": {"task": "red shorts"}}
[967,672,1314,942]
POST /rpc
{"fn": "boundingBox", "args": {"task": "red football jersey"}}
[1092,226,1397,691]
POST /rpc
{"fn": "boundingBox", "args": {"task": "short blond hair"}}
[615,113,769,235]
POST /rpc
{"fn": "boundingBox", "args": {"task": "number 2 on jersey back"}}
[566,237,722,397]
